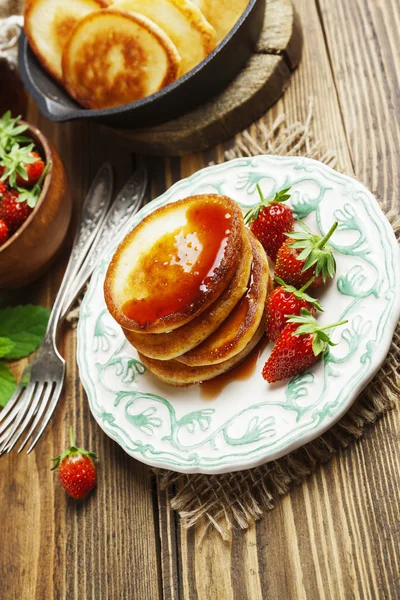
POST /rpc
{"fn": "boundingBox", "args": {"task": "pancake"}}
[191,0,249,43]
[139,320,265,386]
[177,232,270,366]
[62,10,181,109]
[105,194,245,334]
[113,0,216,76]
[24,0,106,82]
[123,229,253,359]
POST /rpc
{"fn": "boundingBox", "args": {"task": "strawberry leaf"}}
[0,362,17,407]
[245,184,292,224]
[312,336,326,357]
[285,221,338,282]
[0,112,30,151]
[0,142,37,187]
[276,277,323,311]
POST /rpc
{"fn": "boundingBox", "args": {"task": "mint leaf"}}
[0,305,50,359]
[0,362,17,407]
[0,337,15,358]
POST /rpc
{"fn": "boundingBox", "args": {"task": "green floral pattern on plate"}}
[77,156,400,474]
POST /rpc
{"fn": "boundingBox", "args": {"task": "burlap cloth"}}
[156,109,400,540]
[2,1,399,540]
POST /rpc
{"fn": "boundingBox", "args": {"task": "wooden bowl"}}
[0,122,71,289]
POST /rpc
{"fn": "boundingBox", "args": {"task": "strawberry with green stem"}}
[274,220,338,288]
[266,276,323,341]
[0,163,51,234]
[245,184,293,260]
[0,142,45,187]
[51,427,97,500]
[262,308,347,383]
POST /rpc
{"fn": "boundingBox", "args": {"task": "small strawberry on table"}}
[266,276,323,341]
[245,184,293,260]
[262,308,347,383]
[51,428,97,500]
[274,221,338,288]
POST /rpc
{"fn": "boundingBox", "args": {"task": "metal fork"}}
[0,166,147,454]
[0,163,114,454]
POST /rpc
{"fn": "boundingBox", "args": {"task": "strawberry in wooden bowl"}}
[0,111,71,288]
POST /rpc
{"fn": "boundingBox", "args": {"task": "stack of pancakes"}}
[104,194,271,386]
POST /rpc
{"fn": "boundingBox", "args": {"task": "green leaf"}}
[0,362,17,407]
[0,112,29,151]
[0,305,50,359]
[0,337,15,358]
[312,336,325,357]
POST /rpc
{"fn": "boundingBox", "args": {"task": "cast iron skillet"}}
[18,0,265,128]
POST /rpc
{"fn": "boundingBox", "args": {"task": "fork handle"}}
[46,164,114,338]
[60,168,147,321]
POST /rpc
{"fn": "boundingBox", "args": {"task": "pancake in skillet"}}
[113,0,216,75]
[191,0,249,43]
[24,0,106,82]
[104,194,246,333]
[177,232,270,366]
[138,320,264,386]
[62,10,181,109]
[123,229,253,359]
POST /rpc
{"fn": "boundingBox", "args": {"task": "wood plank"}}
[0,99,162,600]
[316,0,400,213]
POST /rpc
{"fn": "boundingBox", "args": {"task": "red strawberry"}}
[51,428,97,500]
[0,219,9,245]
[15,151,45,187]
[245,185,293,260]
[262,309,347,383]
[0,179,7,198]
[266,276,322,341]
[0,189,32,234]
[274,221,338,288]
[0,143,44,188]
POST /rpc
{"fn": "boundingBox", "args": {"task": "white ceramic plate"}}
[77,156,400,474]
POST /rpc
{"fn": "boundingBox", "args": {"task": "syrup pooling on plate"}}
[121,201,233,326]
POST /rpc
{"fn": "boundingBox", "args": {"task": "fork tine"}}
[6,383,46,453]
[0,384,36,454]
[17,383,54,453]
[0,385,26,427]
[0,387,26,436]
[26,380,64,454]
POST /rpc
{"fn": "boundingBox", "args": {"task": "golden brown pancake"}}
[177,232,269,366]
[191,0,249,43]
[113,0,216,76]
[104,194,245,333]
[62,9,181,109]
[24,0,106,82]
[123,229,253,359]
[139,320,265,386]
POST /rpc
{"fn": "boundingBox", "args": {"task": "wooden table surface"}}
[1,0,399,598]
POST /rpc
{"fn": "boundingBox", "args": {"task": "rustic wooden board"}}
[106,0,302,156]
[0,0,399,598]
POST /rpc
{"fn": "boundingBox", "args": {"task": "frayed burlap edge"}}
[155,103,400,541]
